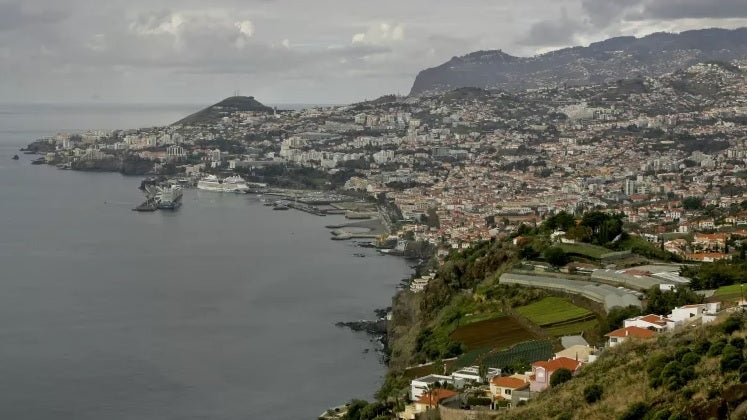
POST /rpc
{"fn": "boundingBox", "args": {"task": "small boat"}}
[11,154,19,160]
[56,163,71,170]
[273,203,290,210]
[30,158,45,165]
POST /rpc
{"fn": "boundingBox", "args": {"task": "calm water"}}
[0,105,411,419]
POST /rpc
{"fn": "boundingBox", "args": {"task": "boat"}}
[197,174,250,193]
[56,163,71,170]
[11,154,19,160]
[133,199,158,212]
[273,201,290,210]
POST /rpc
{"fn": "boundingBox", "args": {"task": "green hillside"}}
[500,313,747,420]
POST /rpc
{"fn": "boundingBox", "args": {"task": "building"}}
[604,326,656,348]
[529,357,583,392]
[398,389,458,420]
[490,374,529,403]
[623,314,675,332]
[410,375,465,400]
[451,366,501,383]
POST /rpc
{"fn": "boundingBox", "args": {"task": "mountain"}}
[174,96,273,126]
[409,28,747,96]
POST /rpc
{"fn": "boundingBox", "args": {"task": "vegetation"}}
[683,260,747,290]
[498,313,747,420]
[558,243,612,259]
[515,297,592,326]
[550,368,573,387]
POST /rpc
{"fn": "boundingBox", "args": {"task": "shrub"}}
[692,338,711,355]
[619,402,649,420]
[583,384,603,404]
[681,352,700,367]
[730,337,745,349]
[550,368,573,387]
[707,340,726,357]
[722,315,743,335]
[721,345,744,372]
[650,408,671,420]
[544,247,569,267]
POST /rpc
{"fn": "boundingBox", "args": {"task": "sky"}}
[1,0,747,105]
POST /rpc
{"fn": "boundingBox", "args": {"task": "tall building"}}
[624,179,637,196]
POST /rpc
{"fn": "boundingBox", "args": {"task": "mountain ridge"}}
[410,27,747,96]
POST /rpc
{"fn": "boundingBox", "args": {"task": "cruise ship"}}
[197,174,250,193]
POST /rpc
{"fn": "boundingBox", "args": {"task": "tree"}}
[606,306,642,331]
[544,247,569,267]
[682,196,703,210]
[550,368,573,387]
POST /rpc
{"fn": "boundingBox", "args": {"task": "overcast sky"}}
[1,0,746,105]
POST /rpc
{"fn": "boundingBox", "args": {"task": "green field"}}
[559,243,613,259]
[515,297,593,326]
[545,319,599,337]
[715,284,746,296]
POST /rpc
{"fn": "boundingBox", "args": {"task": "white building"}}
[410,374,465,400]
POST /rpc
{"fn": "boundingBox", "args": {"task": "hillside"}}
[500,313,747,420]
[173,96,273,126]
[409,27,747,96]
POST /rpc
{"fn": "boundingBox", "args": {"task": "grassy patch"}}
[516,297,593,326]
[559,243,612,259]
[715,284,747,296]
[450,316,538,351]
[545,319,599,337]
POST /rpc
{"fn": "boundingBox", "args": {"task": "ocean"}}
[0,104,411,419]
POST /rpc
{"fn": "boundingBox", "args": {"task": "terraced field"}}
[559,243,613,259]
[515,297,594,326]
[450,316,538,351]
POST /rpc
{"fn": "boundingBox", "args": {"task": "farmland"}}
[450,316,539,351]
[544,319,599,337]
[515,297,594,326]
[714,283,746,296]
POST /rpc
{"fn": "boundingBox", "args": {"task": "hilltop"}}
[410,27,747,96]
[173,96,273,126]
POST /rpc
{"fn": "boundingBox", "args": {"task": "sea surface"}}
[0,104,412,419]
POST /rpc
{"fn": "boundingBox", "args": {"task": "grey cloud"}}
[635,0,747,20]
[0,1,68,32]
[519,10,581,47]
[581,0,641,27]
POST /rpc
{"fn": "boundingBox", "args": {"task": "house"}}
[669,303,721,324]
[410,374,464,400]
[554,344,595,363]
[490,374,529,405]
[529,357,583,392]
[684,253,731,262]
[451,366,501,383]
[623,314,675,331]
[398,389,458,419]
[605,326,655,347]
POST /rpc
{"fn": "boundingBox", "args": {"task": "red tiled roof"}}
[605,326,656,339]
[416,389,458,405]
[491,376,529,389]
[533,357,582,373]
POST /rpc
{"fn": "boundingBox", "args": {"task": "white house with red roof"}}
[623,314,675,331]
[605,326,655,348]
[529,357,583,392]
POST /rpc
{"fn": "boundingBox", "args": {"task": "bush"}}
[692,338,711,355]
[544,247,569,267]
[730,337,745,350]
[681,352,701,367]
[707,340,727,357]
[550,368,573,387]
[583,384,603,404]
[619,402,649,420]
[466,397,492,407]
[722,315,744,335]
[650,408,671,420]
[721,345,744,372]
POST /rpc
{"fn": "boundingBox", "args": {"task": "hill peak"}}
[174,96,273,126]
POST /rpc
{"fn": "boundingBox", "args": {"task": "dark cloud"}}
[636,0,747,20]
